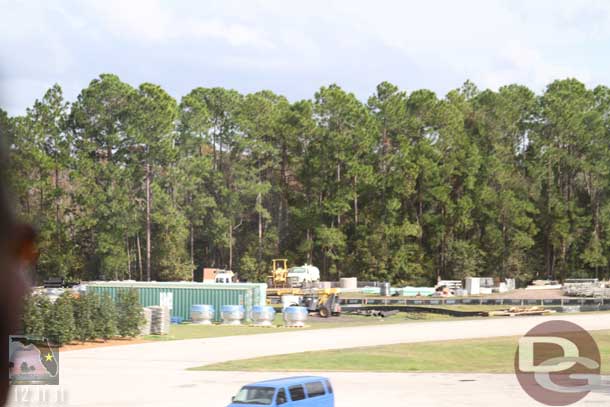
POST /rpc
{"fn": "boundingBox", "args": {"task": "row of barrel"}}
[190,304,308,327]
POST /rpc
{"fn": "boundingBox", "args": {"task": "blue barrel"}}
[251,305,276,326]
[283,306,308,327]
[221,305,245,325]
[170,316,184,324]
[191,304,214,325]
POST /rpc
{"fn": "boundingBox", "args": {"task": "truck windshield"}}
[233,386,276,405]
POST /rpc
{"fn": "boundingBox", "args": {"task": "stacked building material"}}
[139,307,152,336]
[465,277,480,295]
[563,281,610,297]
[149,306,170,335]
[396,287,436,296]
[437,280,463,290]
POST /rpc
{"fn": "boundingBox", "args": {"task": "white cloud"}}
[85,0,274,48]
[2,0,610,115]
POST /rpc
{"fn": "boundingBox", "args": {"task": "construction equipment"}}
[301,288,341,318]
[266,282,342,318]
[286,264,320,287]
[267,259,289,288]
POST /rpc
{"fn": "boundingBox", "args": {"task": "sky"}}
[1,0,610,115]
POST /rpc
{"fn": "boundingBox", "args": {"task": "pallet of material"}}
[487,306,556,317]
[563,282,610,297]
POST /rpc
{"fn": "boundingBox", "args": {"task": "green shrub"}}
[73,292,98,342]
[95,293,118,340]
[22,294,50,337]
[116,288,144,337]
[45,293,76,345]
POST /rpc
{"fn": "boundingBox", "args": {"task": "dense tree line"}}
[4,74,610,285]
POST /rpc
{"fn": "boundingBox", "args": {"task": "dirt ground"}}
[487,288,564,299]
[59,337,151,352]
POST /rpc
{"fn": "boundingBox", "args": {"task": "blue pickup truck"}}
[227,376,334,407]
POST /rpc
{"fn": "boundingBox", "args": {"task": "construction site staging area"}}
[25,276,610,407]
[9,313,610,407]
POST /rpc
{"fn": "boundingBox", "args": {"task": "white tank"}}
[287,264,320,287]
[340,277,357,289]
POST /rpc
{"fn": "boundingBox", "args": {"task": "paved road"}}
[8,313,610,407]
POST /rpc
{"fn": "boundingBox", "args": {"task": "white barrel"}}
[281,295,301,309]
[283,306,308,328]
[340,277,357,289]
[221,305,244,325]
[251,306,276,327]
[191,304,214,325]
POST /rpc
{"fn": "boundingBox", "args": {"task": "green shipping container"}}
[86,281,267,322]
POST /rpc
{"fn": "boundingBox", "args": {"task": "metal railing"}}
[339,297,610,307]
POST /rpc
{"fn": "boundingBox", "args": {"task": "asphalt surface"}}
[8,313,610,407]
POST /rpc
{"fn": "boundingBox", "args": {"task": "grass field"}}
[144,312,455,341]
[192,330,610,373]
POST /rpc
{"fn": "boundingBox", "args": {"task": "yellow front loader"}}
[267,258,289,288]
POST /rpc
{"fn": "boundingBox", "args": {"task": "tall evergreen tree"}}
[8,75,610,285]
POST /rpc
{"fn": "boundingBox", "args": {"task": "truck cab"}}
[215,270,236,284]
[286,264,320,287]
[227,376,334,407]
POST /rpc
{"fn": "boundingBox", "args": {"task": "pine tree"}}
[10,76,610,284]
